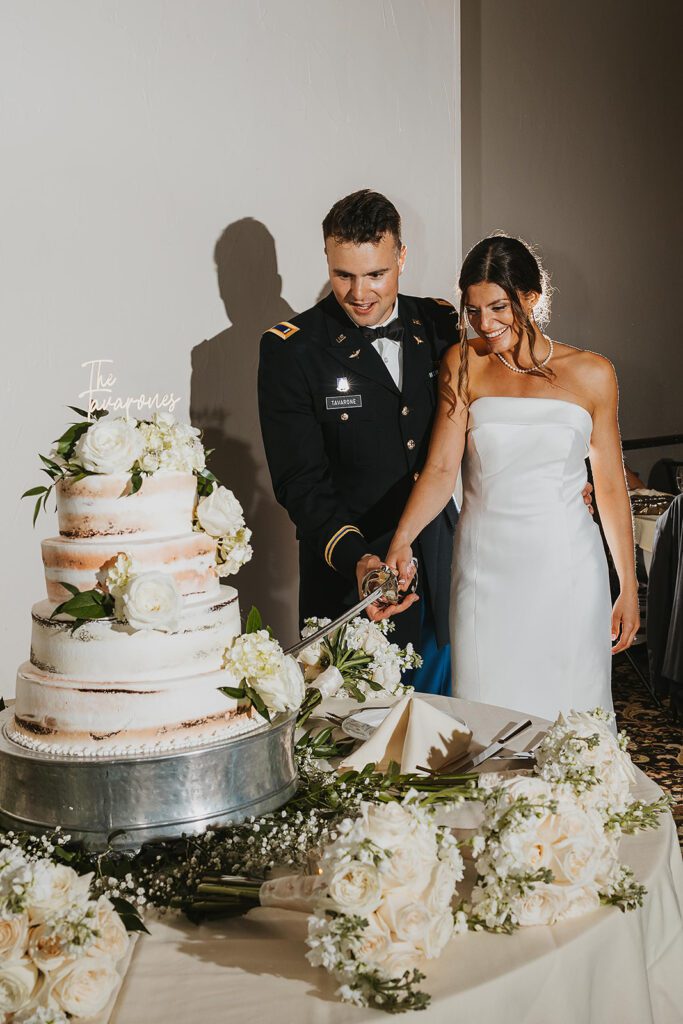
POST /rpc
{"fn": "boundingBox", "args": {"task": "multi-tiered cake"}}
[11,412,259,756]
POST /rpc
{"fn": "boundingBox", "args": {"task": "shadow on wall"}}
[190,218,300,645]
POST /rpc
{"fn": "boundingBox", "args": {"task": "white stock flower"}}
[74,417,143,474]
[49,956,119,1018]
[87,897,129,963]
[370,650,403,691]
[97,552,136,597]
[326,860,383,916]
[344,618,390,655]
[196,486,246,539]
[515,882,568,926]
[0,912,29,961]
[120,572,180,632]
[215,527,253,577]
[309,665,344,699]
[0,958,40,1015]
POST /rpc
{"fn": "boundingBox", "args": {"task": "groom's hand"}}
[582,482,594,516]
[355,554,419,622]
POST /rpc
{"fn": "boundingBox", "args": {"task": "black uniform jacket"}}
[258,292,459,649]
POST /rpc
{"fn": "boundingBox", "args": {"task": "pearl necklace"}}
[496,337,554,374]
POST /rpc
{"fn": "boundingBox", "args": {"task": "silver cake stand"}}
[0,707,297,851]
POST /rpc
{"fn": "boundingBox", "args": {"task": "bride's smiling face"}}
[464,282,537,353]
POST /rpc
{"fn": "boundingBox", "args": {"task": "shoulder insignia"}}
[430,297,456,310]
[267,321,300,340]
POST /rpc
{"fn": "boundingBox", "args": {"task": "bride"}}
[380,234,638,720]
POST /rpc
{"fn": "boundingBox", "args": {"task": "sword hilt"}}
[283,559,418,659]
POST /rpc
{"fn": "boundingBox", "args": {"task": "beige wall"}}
[0,1,460,696]
[461,0,683,480]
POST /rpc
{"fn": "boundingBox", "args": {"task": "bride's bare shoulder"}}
[443,337,487,370]
[553,341,617,392]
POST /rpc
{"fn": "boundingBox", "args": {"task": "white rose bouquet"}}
[195,485,253,578]
[51,552,181,634]
[296,616,420,717]
[220,608,304,721]
[305,795,465,1013]
[463,774,647,934]
[0,844,134,1023]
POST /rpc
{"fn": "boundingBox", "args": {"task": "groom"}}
[258,190,457,694]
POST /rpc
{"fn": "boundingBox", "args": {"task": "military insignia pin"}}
[349,349,361,359]
[413,334,424,345]
[336,333,346,344]
[412,319,422,326]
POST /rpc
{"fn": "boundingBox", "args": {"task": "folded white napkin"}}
[339,695,472,775]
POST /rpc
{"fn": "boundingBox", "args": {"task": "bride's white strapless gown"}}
[450,397,613,720]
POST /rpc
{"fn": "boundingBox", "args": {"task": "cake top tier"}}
[26,410,213,532]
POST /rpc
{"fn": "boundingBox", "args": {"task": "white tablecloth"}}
[111,696,683,1024]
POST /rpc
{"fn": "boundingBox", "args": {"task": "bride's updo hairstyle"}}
[451,233,553,409]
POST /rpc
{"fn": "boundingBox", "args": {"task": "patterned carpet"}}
[612,646,683,844]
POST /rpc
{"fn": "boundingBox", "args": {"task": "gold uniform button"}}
[401,405,410,416]
[340,412,349,421]
[407,439,416,450]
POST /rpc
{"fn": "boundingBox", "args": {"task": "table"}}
[111,696,683,1024]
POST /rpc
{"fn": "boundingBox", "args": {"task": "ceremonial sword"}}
[283,561,418,659]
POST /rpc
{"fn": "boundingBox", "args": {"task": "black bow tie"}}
[361,322,404,344]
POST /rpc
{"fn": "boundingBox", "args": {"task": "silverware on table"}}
[432,719,534,774]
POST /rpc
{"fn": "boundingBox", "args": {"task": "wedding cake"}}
[10,411,259,757]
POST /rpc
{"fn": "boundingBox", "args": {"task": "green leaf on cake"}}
[66,405,106,421]
[53,420,91,459]
[21,486,49,498]
[129,469,144,495]
[243,683,271,723]
[219,685,246,700]
[245,607,263,634]
[51,586,115,622]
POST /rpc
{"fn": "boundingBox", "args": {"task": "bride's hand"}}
[610,589,640,654]
[385,543,417,591]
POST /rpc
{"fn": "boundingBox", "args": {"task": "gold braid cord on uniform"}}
[324,525,364,568]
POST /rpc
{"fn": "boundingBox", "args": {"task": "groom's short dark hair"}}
[323,189,402,248]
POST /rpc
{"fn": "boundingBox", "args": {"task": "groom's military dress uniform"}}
[258,292,459,693]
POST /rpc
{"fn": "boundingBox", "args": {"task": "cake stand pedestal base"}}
[0,707,297,851]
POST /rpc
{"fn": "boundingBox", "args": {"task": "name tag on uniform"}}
[326,394,362,410]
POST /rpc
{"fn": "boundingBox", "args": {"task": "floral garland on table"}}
[297,616,420,720]
[0,833,144,1023]
[0,708,671,1016]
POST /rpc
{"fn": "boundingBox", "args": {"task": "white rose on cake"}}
[255,655,305,713]
[119,571,180,632]
[197,486,246,538]
[26,862,92,925]
[74,417,143,474]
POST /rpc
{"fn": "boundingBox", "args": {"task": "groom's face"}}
[325,232,406,327]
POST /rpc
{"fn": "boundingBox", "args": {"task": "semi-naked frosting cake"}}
[11,420,259,756]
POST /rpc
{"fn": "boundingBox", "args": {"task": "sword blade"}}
[283,586,386,659]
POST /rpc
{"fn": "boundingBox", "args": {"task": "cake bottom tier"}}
[10,663,260,757]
